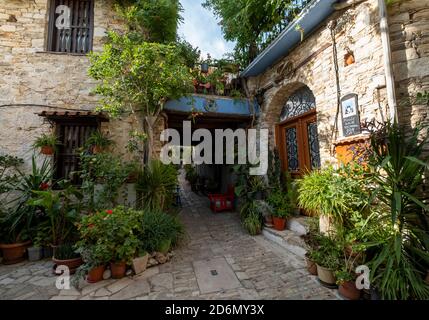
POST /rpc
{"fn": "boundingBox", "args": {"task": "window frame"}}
[47,0,95,55]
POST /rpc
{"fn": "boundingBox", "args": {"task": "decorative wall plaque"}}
[341,93,361,137]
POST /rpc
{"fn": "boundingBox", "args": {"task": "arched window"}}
[280,86,316,122]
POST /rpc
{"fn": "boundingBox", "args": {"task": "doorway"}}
[276,86,321,178]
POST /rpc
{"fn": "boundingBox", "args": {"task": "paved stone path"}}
[0,180,339,300]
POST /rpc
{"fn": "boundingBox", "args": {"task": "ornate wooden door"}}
[276,86,321,177]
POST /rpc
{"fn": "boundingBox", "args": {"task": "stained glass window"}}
[286,127,299,171]
[280,86,316,122]
[307,122,321,169]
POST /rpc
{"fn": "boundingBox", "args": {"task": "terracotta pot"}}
[272,216,286,231]
[87,265,106,283]
[345,53,355,66]
[339,280,361,300]
[0,241,31,265]
[41,146,54,155]
[316,264,336,286]
[92,145,103,154]
[110,261,127,279]
[306,257,318,275]
[52,257,83,275]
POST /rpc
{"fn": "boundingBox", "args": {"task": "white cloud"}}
[178,0,235,60]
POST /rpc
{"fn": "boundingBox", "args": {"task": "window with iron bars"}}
[47,0,94,54]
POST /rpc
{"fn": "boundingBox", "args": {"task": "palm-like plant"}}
[136,160,178,210]
[366,121,429,300]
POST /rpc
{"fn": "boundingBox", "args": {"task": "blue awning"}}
[164,94,260,117]
[241,0,337,77]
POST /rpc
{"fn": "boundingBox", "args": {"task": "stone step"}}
[287,216,310,236]
[262,226,307,258]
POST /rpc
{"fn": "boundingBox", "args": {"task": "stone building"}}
[243,0,429,173]
[0,0,158,177]
[0,0,428,184]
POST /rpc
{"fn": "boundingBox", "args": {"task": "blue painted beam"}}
[241,0,337,77]
[164,94,260,117]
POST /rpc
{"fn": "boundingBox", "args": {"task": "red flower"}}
[106,209,113,215]
[40,182,50,191]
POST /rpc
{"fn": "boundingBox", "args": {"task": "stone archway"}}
[264,83,321,177]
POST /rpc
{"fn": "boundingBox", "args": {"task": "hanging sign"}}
[341,93,361,137]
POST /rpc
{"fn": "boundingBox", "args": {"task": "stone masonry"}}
[0,0,166,168]
[246,0,429,164]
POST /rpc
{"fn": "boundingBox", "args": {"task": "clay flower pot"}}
[305,257,318,275]
[316,264,337,287]
[110,261,127,279]
[87,265,106,283]
[0,241,31,265]
[52,256,83,275]
[339,280,361,300]
[41,145,54,155]
[92,145,103,154]
[272,216,286,231]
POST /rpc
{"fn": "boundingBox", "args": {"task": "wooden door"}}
[277,112,320,177]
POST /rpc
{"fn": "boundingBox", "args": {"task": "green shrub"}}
[136,160,178,210]
[138,209,184,253]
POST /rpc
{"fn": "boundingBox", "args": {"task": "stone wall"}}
[246,0,389,165]
[0,0,155,168]
[388,0,429,131]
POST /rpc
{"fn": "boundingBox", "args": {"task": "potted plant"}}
[336,269,361,300]
[305,250,318,276]
[102,207,140,279]
[75,243,110,283]
[86,130,114,154]
[52,243,83,274]
[311,235,341,287]
[267,189,292,231]
[0,225,31,265]
[33,133,59,155]
[27,181,83,272]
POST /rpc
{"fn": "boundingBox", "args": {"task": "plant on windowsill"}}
[86,130,114,154]
[33,132,59,155]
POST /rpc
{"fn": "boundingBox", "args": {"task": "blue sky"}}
[178,0,235,60]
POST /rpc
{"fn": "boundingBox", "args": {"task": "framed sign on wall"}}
[341,93,361,137]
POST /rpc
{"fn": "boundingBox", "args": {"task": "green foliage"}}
[138,209,184,253]
[267,148,282,190]
[297,165,368,227]
[115,0,183,43]
[203,0,311,66]
[53,243,80,260]
[1,156,52,243]
[28,181,83,246]
[136,160,178,211]
[267,189,292,218]
[85,130,114,149]
[79,152,134,210]
[308,234,342,270]
[242,210,262,236]
[364,122,429,300]
[89,33,194,118]
[33,132,59,149]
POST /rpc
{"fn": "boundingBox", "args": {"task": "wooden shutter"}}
[48,0,94,54]
[55,120,97,185]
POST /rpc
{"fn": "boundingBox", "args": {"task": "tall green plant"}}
[366,122,429,300]
[136,160,178,210]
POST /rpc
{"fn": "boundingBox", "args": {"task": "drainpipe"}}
[378,0,398,122]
